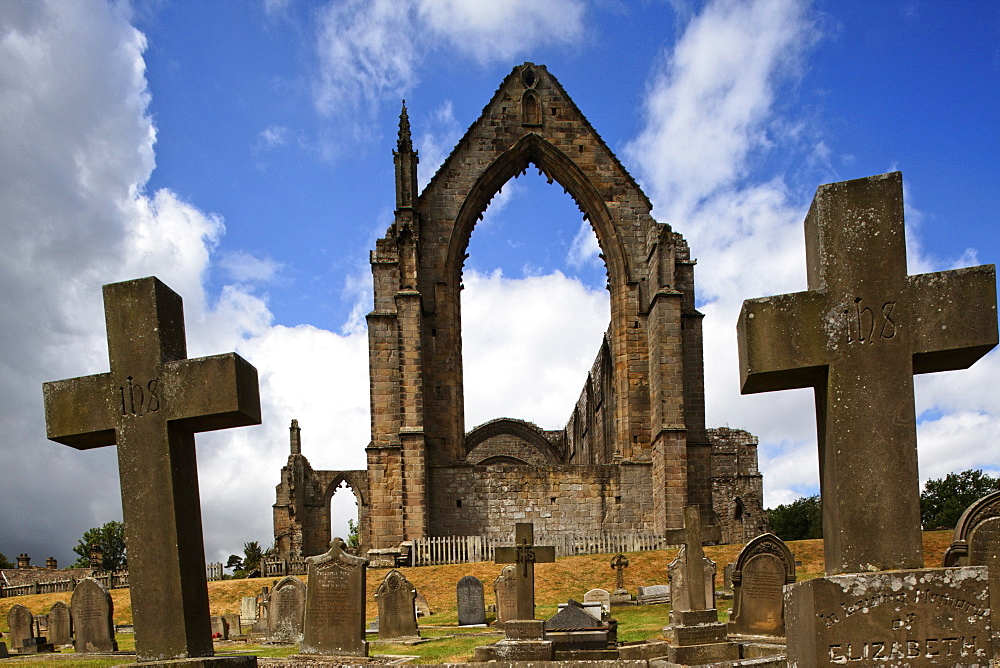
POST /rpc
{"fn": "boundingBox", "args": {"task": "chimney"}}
[16,553,29,569]
[46,557,57,570]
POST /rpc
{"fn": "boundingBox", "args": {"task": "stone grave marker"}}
[944,489,1000,641]
[7,603,34,652]
[42,276,261,663]
[48,601,72,646]
[493,565,518,627]
[240,596,257,625]
[71,578,118,653]
[610,552,630,604]
[300,538,369,656]
[414,591,432,617]
[269,575,306,643]
[727,533,795,636]
[210,616,229,640]
[636,584,670,605]
[738,173,999,665]
[738,172,997,574]
[583,588,611,616]
[494,522,555,621]
[457,575,486,626]
[376,569,419,640]
[0,641,7,658]
[223,613,242,637]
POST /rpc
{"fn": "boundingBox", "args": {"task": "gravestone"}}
[240,596,258,625]
[300,538,369,656]
[544,599,615,651]
[0,641,7,658]
[48,601,72,646]
[493,565,518,627]
[738,173,998,666]
[722,563,735,595]
[71,578,118,653]
[414,591,432,617]
[636,584,670,606]
[376,569,419,640]
[269,575,306,643]
[662,506,738,665]
[727,533,795,636]
[494,522,555,621]
[210,616,229,640]
[738,172,998,574]
[943,489,1000,643]
[610,553,630,604]
[583,588,611,615]
[43,276,261,663]
[7,603,34,651]
[223,613,242,637]
[457,575,487,626]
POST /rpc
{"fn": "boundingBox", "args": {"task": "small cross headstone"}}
[269,575,306,643]
[737,172,998,574]
[610,552,629,591]
[664,505,722,613]
[300,538,369,656]
[48,601,72,646]
[7,604,34,651]
[728,533,795,636]
[493,565,518,626]
[376,569,420,640]
[457,575,486,626]
[494,522,555,620]
[71,578,118,653]
[42,276,261,661]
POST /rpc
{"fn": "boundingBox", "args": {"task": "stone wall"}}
[708,427,768,544]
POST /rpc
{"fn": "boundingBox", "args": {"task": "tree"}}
[71,521,127,571]
[767,495,822,542]
[243,541,263,573]
[921,469,1000,530]
[225,554,243,571]
[347,519,360,548]
[0,551,14,569]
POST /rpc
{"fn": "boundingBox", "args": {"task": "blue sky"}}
[1,0,998,567]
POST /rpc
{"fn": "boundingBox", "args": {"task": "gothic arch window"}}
[521,90,541,127]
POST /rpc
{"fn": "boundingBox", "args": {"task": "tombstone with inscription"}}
[210,616,229,640]
[944,489,1000,645]
[42,276,261,663]
[241,596,257,626]
[7,604,34,652]
[269,575,306,643]
[223,613,242,637]
[376,569,420,640]
[300,538,369,656]
[738,172,999,666]
[457,575,487,626]
[583,588,611,615]
[493,565,518,627]
[727,533,795,636]
[71,578,118,653]
[48,601,72,646]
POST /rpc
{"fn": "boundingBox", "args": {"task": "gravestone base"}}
[663,609,739,665]
[786,566,992,666]
[18,637,55,654]
[611,589,633,606]
[118,657,258,667]
[474,620,555,661]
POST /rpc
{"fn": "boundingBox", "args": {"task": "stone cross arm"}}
[44,353,261,449]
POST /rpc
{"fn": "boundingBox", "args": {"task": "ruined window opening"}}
[457,499,462,508]
[328,480,359,546]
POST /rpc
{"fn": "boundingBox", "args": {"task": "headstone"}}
[558,600,603,621]
[34,614,48,634]
[300,537,369,656]
[943,489,1000,641]
[210,616,229,640]
[544,599,614,651]
[223,613,242,637]
[375,569,419,640]
[269,575,306,643]
[457,575,486,626]
[48,601,72,646]
[583,588,611,615]
[727,533,795,636]
[737,172,998,574]
[414,591,432,617]
[42,276,262,662]
[610,552,630,604]
[7,604,34,651]
[667,548,716,613]
[636,584,670,605]
[722,563,735,595]
[240,596,258,625]
[493,522,556,621]
[493,565,518,627]
[71,578,118,652]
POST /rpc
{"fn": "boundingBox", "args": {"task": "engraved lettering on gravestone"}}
[301,538,369,656]
[118,376,160,416]
[48,601,72,646]
[843,298,897,344]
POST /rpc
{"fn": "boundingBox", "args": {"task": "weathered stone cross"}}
[610,552,629,590]
[43,277,261,662]
[494,522,555,620]
[738,172,997,574]
[665,505,721,611]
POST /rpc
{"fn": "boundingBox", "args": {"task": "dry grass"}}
[0,530,954,633]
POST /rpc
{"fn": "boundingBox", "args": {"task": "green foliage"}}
[243,541,263,572]
[71,521,127,571]
[225,554,243,571]
[767,495,822,541]
[921,469,1000,530]
[0,551,13,569]
[347,518,360,548]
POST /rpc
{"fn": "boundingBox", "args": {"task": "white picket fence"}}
[410,532,671,567]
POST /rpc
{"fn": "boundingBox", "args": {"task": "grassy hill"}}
[0,530,953,631]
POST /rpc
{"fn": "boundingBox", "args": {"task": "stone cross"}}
[610,553,629,590]
[494,522,555,620]
[43,277,261,662]
[737,172,997,574]
[665,505,721,612]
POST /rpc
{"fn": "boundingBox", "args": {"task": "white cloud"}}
[416,100,462,189]
[219,250,282,284]
[567,220,602,270]
[258,125,290,149]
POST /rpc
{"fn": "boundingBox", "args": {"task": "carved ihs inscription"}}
[118,376,160,416]
[843,298,897,344]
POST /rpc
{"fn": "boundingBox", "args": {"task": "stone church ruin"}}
[273,63,766,564]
